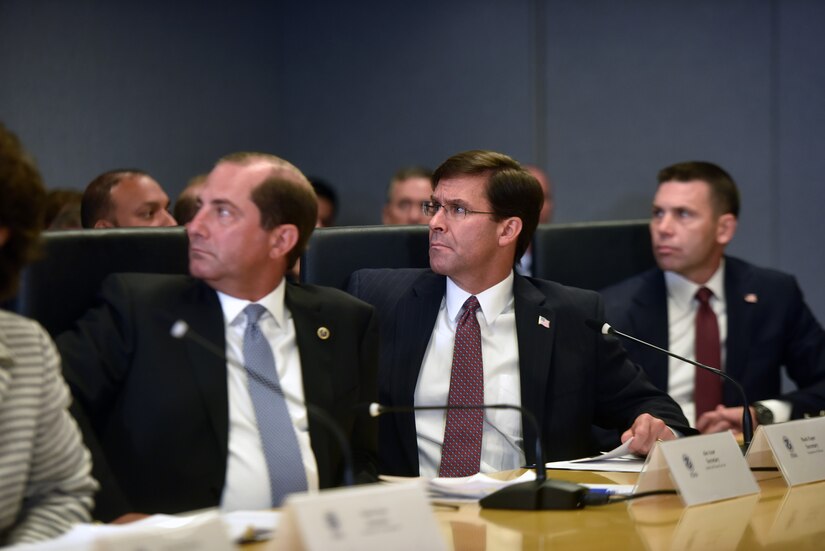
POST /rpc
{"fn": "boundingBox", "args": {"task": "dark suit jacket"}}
[347,268,692,477]
[601,256,825,418]
[57,273,378,520]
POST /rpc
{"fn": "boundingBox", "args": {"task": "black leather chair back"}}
[300,225,429,289]
[532,219,655,290]
[12,228,190,337]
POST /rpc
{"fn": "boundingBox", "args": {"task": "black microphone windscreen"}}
[585,318,610,335]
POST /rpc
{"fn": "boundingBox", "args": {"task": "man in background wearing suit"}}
[601,161,825,435]
[348,149,690,478]
[58,152,378,520]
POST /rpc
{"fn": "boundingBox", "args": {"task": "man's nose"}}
[428,206,446,231]
[186,208,206,238]
[159,209,177,227]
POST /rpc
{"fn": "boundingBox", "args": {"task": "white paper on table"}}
[6,510,280,550]
[427,470,537,499]
[545,437,646,472]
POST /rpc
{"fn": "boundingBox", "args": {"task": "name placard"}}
[746,416,825,486]
[635,431,759,506]
[275,481,446,551]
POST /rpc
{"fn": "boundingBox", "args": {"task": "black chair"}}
[12,227,190,337]
[532,219,655,291]
[300,225,429,289]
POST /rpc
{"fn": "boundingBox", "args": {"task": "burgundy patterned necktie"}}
[439,296,483,477]
[694,287,723,418]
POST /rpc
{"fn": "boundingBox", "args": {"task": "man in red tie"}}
[348,150,691,478]
[602,161,825,435]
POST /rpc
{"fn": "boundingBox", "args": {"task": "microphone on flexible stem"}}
[169,319,356,487]
[584,319,753,450]
[367,402,588,510]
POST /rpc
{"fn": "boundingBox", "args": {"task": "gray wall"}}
[2,0,824,320]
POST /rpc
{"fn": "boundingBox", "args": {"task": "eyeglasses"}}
[421,201,496,220]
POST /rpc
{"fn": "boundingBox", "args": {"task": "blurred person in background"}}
[81,169,176,228]
[382,166,433,225]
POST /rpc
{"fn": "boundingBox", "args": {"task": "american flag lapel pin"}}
[538,315,550,328]
[744,293,758,304]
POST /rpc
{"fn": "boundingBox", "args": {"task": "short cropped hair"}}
[219,152,317,268]
[81,169,149,228]
[657,161,740,218]
[0,123,47,300]
[432,150,542,264]
[386,166,433,202]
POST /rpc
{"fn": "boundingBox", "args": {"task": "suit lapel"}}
[393,272,444,470]
[724,257,754,403]
[513,276,555,463]
[285,284,336,481]
[630,270,669,390]
[178,280,230,458]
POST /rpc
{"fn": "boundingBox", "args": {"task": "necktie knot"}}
[463,296,480,316]
[245,303,267,325]
[696,287,714,306]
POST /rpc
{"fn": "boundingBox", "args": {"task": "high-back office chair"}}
[532,219,655,291]
[300,225,430,289]
[12,227,190,337]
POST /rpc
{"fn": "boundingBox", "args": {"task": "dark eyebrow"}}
[443,198,470,208]
[210,198,238,209]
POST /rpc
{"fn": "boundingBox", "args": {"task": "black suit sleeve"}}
[352,306,380,484]
[57,274,138,521]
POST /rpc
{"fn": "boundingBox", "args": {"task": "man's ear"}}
[716,213,737,246]
[94,219,115,229]
[0,227,9,248]
[498,217,523,248]
[269,224,300,259]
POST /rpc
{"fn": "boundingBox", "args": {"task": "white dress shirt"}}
[218,279,319,510]
[415,272,523,478]
[665,260,790,425]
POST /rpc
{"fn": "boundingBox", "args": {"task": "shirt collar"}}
[217,278,287,328]
[664,258,726,308]
[445,271,514,325]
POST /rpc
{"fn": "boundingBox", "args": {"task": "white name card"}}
[746,416,825,486]
[635,431,759,507]
[275,481,446,551]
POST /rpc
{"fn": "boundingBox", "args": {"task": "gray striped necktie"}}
[243,303,308,505]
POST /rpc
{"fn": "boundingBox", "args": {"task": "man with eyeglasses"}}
[348,149,692,478]
[381,166,433,225]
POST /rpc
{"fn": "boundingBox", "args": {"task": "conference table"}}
[246,469,825,550]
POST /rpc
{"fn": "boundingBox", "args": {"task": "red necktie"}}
[439,296,483,477]
[694,287,723,418]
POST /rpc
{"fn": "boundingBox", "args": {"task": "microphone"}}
[585,319,753,449]
[169,318,356,487]
[367,402,588,510]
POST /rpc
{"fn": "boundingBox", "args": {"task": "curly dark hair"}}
[0,123,46,301]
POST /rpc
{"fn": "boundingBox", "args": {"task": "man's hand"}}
[696,405,756,435]
[621,413,677,455]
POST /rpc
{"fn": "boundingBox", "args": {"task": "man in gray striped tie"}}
[58,152,379,520]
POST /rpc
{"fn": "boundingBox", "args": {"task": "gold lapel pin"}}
[317,326,330,340]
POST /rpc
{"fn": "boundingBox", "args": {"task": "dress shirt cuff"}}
[757,399,792,424]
